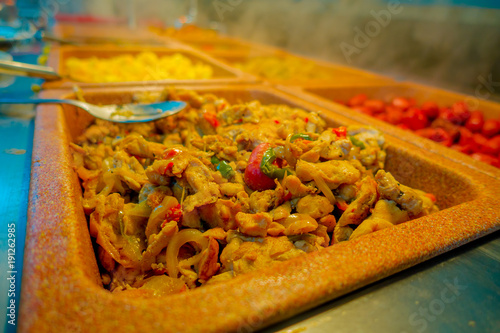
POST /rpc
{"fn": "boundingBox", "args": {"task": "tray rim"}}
[19,84,500,333]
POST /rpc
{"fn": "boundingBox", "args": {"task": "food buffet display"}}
[16,23,500,332]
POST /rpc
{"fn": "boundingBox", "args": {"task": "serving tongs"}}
[0,59,62,81]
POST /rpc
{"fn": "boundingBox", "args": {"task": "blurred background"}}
[19,0,496,101]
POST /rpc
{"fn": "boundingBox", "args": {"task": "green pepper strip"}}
[260,148,292,179]
[211,156,235,179]
[349,136,366,150]
[290,133,314,143]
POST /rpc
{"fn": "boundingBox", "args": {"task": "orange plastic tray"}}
[214,52,393,86]
[43,45,259,89]
[20,85,500,332]
[277,82,500,179]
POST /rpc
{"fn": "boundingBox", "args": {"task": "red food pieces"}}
[244,143,276,191]
[438,107,463,126]
[385,106,404,125]
[458,127,474,146]
[482,119,500,138]
[465,111,484,132]
[481,135,500,155]
[203,112,220,128]
[343,94,498,168]
[471,152,499,166]
[421,101,439,120]
[332,126,347,138]
[402,107,429,130]
[363,99,385,114]
[392,97,411,111]
[451,101,471,124]
[347,93,367,107]
[415,128,453,147]
[430,118,460,141]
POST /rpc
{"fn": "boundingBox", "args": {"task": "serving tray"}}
[277,82,500,179]
[43,45,258,89]
[20,85,500,332]
[214,52,392,87]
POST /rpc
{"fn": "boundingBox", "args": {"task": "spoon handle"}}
[0,60,62,81]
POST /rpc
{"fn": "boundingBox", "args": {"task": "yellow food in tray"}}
[70,89,439,297]
[234,56,331,80]
[64,51,213,83]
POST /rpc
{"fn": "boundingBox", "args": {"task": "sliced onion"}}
[311,169,336,205]
[166,229,209,278]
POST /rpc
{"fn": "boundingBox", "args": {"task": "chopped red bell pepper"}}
[332,126,347,138]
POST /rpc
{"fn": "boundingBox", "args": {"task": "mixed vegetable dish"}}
[71,89,439,297]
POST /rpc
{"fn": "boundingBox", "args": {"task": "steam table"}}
[0,47,498,333]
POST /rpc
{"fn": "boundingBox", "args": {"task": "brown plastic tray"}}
[52,22,162,44]
[215,52,393,86]
[161,35,278,56]
[20,85,500,332]
[43,45,259,89]
[277,82,500,179]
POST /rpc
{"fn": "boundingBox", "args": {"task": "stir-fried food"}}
[71,89,439,297]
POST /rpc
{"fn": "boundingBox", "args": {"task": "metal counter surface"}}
[264,231,500,333]
[0,52,40,333]
[0,50,498,333]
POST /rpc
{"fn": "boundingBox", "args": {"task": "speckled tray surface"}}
[277,82,500,179]
[20,85,500,332]
[42,45,258,89]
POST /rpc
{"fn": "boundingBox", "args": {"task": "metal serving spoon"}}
[0,59,66,81]
[0,98,187,123]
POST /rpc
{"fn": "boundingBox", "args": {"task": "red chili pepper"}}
[161,204,182,228]
[332,126,347,138]
[283,192,293,202]
[274,120,280,124]
[336,200,349,211]
[424,193,437,202]
[153,267,168,275]
[159,162,175,175]
[304,117,309,123]
[162,148,181,159]
[244,143,276,191]
[217,102,227,111]
[203,112,220,128]
[167,204,182,222]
